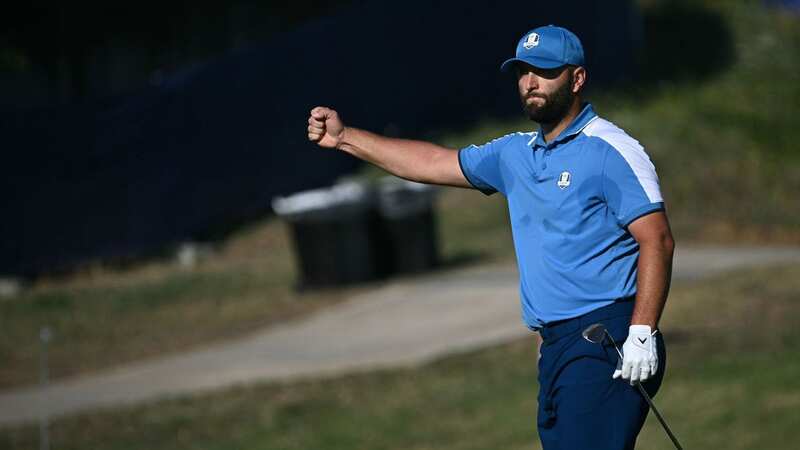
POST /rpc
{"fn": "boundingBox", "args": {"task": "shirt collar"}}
[531,102,598,149]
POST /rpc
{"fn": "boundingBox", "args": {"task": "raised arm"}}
[307,106,472,188]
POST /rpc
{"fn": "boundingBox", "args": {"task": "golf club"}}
[582,323,684,450]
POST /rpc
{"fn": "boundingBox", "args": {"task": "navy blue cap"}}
[500,25,585,72]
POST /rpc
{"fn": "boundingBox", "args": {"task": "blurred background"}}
[1,0,799,449]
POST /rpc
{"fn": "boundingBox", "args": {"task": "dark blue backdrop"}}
[1,0,640,276]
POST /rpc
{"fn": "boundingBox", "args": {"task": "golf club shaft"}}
[634,382,683,450]
[605,331,683,450]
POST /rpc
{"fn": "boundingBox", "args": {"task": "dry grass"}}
[2,263,799,450]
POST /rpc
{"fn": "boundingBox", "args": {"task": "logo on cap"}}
[523,32,540,49]
[557,171,571,189]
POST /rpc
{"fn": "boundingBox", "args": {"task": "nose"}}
[522,72,538,92]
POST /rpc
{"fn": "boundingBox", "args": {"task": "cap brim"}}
[500,57,567,72]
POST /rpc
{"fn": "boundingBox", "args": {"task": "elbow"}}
[663,231,675,253]
[416,148,452,185]
[399,162,430,184]
[657,231,675,261]
[664,233,675,258]
[629,211,674,260]
[638,229,675,257]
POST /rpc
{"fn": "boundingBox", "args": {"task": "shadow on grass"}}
[586,1,737,105]
[636,2,736,85]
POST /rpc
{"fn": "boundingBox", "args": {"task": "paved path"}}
[2,246,800,426]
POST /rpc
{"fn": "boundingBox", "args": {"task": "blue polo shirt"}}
[458,103,664,328]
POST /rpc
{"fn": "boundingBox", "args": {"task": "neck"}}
[539,99,583,143]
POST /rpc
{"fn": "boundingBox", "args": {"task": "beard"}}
[521,76,575,124]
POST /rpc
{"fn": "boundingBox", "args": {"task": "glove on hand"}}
[612,325,658,385]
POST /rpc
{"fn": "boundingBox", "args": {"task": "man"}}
[307,24,674,450]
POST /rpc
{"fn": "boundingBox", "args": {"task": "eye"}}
[540,68,563,79]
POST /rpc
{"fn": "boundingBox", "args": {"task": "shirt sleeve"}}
[601,139,665,227]
[457,134,513,196]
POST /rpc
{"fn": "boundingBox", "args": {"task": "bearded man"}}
[307,24,674,450]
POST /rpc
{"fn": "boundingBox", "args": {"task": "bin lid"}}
[272,182,371,218]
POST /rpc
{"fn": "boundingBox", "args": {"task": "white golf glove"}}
[613,325,658,385]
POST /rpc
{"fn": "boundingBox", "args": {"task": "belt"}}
[539,298,635,343]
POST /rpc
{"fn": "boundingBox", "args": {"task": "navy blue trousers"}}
[536,300,667,450]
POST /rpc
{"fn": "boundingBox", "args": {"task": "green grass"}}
[2,263,798,450]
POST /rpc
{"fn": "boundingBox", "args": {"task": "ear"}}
[571,66,587,93]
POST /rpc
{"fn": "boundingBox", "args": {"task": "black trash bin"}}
[374,177,439,275]
[272,182,377,289]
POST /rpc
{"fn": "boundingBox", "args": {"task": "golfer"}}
[307,24,674,450]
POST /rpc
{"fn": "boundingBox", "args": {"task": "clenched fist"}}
[307,106,345,149]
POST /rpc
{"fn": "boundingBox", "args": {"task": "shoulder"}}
[462,131,535,153]
[582,117,643,153]
[492,131,536,147]
[581,117,654,169]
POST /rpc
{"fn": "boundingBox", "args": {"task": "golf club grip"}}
[636,383,683,450]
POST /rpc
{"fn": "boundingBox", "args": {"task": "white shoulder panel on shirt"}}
[582,118,663,204]
[479,131,532,148]
[524,131,538,145]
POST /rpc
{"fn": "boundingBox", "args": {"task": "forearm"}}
[630,237,674,329]
[338,127,467,186]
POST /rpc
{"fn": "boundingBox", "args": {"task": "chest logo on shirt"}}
[557,171,572,189]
